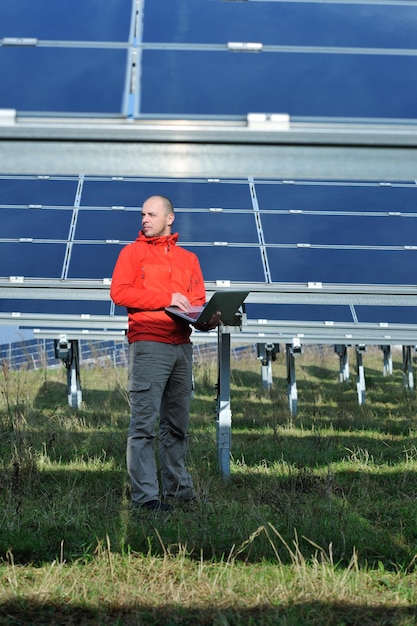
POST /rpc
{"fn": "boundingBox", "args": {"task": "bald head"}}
[141,195,175,238]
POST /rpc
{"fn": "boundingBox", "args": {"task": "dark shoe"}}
[165,491,196,505]
[135,500,174,512]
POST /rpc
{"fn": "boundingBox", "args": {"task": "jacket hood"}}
[136,231,179,245]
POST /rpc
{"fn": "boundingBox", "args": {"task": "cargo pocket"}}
[128,379,152,393]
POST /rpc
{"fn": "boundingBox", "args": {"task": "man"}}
[110,195,220,511]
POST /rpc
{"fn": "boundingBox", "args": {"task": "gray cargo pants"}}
[126,340,195,504]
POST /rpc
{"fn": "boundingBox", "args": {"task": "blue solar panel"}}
[0,0,132,41]
[0,298,115,316]
[247,301,417,327]
[261,214,417,247]
[1,0,416,120]
[80,180,156,208]
[1,173,417,341]
[75,209,260,245]
[2,176,417,286]
[174,213,259,244]
[187,245,266,283]
[355,306,417,325]
[255,181,417,214]
[140,0,417,120]
[266,247,417,285]
[0,178,78,206]
[3,208,71,239]
[246,303,355,324]
[0,48,127,114]
[80,179,253,209]
[75,210,139,241]
[0,242,66,278]
[0,0,416,122]
[68,243,124,279]
[140,50,417,118]
[144,0,417,49]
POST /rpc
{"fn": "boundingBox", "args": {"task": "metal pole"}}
[216,328,232,478]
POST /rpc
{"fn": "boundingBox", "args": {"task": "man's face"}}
[141,198,174,238]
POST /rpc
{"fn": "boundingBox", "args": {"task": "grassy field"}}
[1,344,417,625]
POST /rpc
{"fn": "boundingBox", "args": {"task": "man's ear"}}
[168,213,175,225]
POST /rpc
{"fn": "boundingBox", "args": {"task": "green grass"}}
[1,345,417,624]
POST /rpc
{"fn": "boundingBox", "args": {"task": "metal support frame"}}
[286,339,302,416]
[216,327,232,478]
[334,344,350,382]
[355,345,366,405]
[402,345,415,392]
[54,336,82,408]
[2,117,417,181]
[381,345,393,377]
[257,342,279,390]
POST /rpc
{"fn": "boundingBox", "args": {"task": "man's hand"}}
[171,292,191,311]
[193,311,222,332]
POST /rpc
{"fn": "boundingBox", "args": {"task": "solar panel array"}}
[1,0,417,346]
[0,335,256,372]
[2,0,417,119]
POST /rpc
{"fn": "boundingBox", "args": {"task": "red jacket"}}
[110,231,206,344]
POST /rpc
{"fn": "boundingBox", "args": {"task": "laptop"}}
[165,290,249,325]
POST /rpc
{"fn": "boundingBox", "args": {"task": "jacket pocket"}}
[171,265,199,294]
[142,263,170,290]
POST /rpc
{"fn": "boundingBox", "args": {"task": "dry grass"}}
[1,345,417,624]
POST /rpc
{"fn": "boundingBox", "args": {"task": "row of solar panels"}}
[2,176,417,283]
[0,336,255,371]
[1,0,417,119]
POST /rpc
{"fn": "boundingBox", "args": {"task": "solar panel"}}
[0,0,132,41]
[0,242,67,278]
[1,0,417,347]
[0,177,78,204]
[0,173,417,339]
[0,48,128,114]
[255,180,417,214]
[1,0,416,120]
[140,50,417,119]
[143,0,417,49]
[0,298,114,316]
[139,0,417,119]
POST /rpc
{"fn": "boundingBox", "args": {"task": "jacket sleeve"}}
[110,245,171,310]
